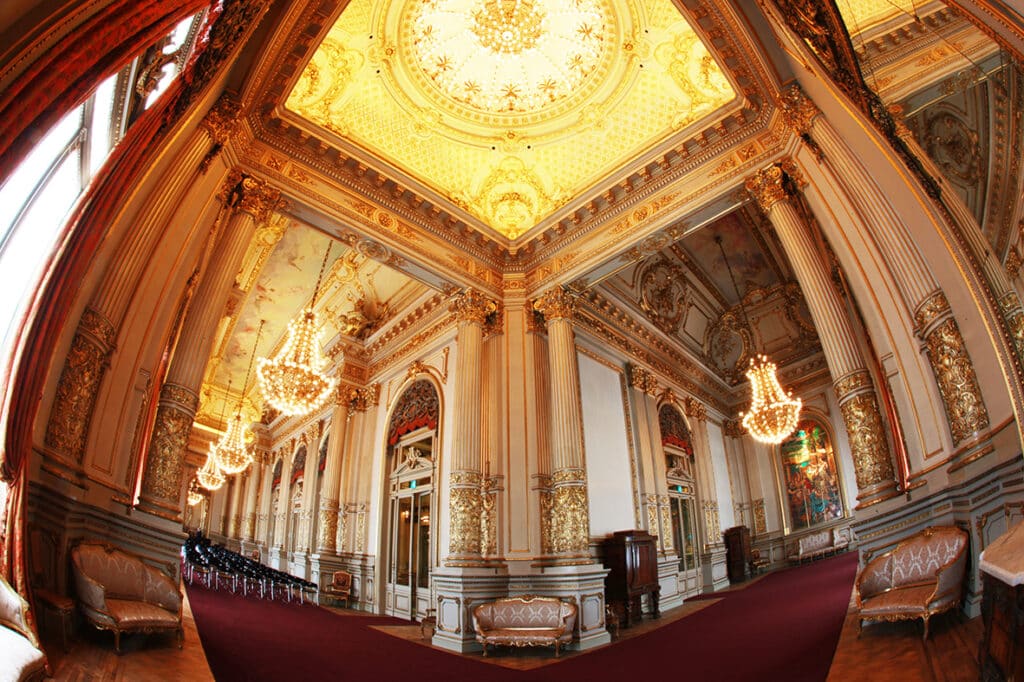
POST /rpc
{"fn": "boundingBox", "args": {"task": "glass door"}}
[669,494,701,598]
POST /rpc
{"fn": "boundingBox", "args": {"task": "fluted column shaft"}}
[446,290,494,564]
[626,366,664,548]
[44,97,241,466]
[747,163,897,504]
[317,393,350,553]
[139,173,280,516]
[226,476,244,538]
[241,458,263,542]
[534,288,590,559]
[781,87,989,446]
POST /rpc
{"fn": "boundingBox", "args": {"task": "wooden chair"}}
[322,570,352,607]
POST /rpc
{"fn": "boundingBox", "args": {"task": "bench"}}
[472,595,577,657]
[787,527,849,563]
[855,525,968,640]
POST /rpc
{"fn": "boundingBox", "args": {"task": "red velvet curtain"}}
[0,0,208,183]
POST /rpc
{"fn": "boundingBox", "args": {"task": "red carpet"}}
[187,552,858,682]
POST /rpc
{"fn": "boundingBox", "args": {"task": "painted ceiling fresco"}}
[285,0,735,240]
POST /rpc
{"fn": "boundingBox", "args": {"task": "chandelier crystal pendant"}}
[196,447,226,491]
[215,321,263,474]
[257,246,338,417]
[740,354,802,444]
[716,234,801,444]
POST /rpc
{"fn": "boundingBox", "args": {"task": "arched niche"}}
[776,415,846,532]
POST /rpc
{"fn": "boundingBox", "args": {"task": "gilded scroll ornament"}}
[533,287,576,321]
[779,85,820,135]
[684,396,707,422]
[745,164,790,213]
[660,505,674,551]
[481,477,498,556]
[753,499,767,535]
[449,288,498,325]
[339,509,349,552]
[628,365,658,395]
[551,482,590,554]
[219,173,282,224]
[838,391,895,490]
[702,501,720,541]
[140,403,194,504]
[998,292,1024,362]
[448,483,483,556]
[200,95,242,145]
[318,507,339,551]
[924,318,990,444]
[833,369,872,401]
[723,418,746,438]
[356,505,367,554]
[647,504,659,541]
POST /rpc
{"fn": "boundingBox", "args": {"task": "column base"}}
[431,565,511,653]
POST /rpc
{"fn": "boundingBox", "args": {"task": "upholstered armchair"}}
[854,525,968,640]
[322,570,352,607]
[0,574,46,682]
[71,541,183,653]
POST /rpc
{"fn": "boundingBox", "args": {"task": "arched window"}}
[778,417,845,530]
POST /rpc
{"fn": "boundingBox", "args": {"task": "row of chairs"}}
[182,534,319,604]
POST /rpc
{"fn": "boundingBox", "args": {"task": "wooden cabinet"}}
[723,525,751,584]
[603,530,660,628]
[981,571,1024,681]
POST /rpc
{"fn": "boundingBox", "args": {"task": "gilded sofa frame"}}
[472,595,577,657]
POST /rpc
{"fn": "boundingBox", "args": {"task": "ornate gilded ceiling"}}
[284,0,735,240]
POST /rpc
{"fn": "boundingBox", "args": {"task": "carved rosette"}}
[533,287,576,322]
[684,396,707,422]
[913,291,989,444]
[448,470,483,557]
[838,391,895,490]
[551,468,589,555]
[45,307,118,461]
[318,507,339,552]
[628,365,658,395]
[449,289,497,326]
[745,165,790,213]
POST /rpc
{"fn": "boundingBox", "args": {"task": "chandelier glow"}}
[740,354,802,444]
[257,309,337,417]
[196,448,226,492]
[213,412,254,475]
[187,482,204,506]
[408,0,608,113]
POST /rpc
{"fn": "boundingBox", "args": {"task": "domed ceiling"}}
[285,0,735,240]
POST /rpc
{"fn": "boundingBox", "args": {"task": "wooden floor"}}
[42,583,983,681]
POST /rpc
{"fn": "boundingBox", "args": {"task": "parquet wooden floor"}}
[40,582,984,681]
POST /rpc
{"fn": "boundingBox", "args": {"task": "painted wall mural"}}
[780,418,843,530]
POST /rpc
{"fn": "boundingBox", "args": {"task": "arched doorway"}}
[659,403,702,598]
[383,379,440,621]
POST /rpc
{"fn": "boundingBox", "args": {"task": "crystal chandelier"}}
[187,480,204,506]
[214,321,262,475]
[257,246,338,417]
[716,235,801,444]
[196,447,226,491]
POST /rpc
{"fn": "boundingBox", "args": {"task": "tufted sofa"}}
[855,525,968,640]
[472,595,577,657]
[71,541,183,653]
[0,574,46,682]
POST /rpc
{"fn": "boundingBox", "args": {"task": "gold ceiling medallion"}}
[408,0,607,114]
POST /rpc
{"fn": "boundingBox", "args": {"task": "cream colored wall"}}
[578,352,636,537]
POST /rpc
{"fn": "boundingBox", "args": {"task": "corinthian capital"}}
[449,288,497,325]
[745,165,790,213]
[200,95,242,145]
[779,85,820,136]
[219,172,281,224]
[533,287,576,321]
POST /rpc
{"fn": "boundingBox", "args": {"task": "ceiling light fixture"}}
[257,244,338,417]
[214,320,264,475]
[715,234,801,444]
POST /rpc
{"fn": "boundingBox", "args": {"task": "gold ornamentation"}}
[998,292,1024,364]
[839,391,895,490]
[924,318,990,444]
[913,290,951,332]
[538,483,554,555]
[745,164,791,213]
[647,504,659,541]
[448,474,483,557]
[356,504,367,554]
[723,417,746,437]
[449,288,498,325]
[702,501,720,542]
[142,402,195,504]
[220,173,281,224]
[683,396,706,422]
[45,307,116,460]
[660,502,674,551]
[481,476,498,556]
[740,354,801,444]
[551,480,589,554]
[833,369,872,400]
[778,84,819,135]
[753,499,767,535]
[533,287,576,321]
[638,258,688,334]
[628,365,658,395]
[200,95,242,145]
[318,508,339,551]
